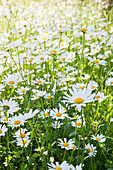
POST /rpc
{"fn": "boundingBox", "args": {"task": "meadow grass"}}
[0,0,113,169]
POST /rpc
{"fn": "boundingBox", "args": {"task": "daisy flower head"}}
[50,104,67,119]
[48,47,61,55]
[71,117,85,128]
[51,121,63,129]
[8,114,26,129]
[87,56,107,66]
[16,86,29,95]
[106,78,113,86]
[3,74,19,86]
[47,161,71,170]
[0,99,19,116]
[16,136,31,147]
[91,134,106,143]
[94,92,107,103]
[62,87,95,112]
[14,128,30,138]
[0,125,7,136]
[58,138,75,150]
[87,81,98,91]
[40,109,50,119]
[85,143,97,157]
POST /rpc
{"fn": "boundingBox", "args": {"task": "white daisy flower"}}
[0,125,7,136]
[47,160,71,170]
[8,114,26,129]
[51,121,63,129]
[87,81,98,91]
[50,104,67,119]
[87,56,107,66]
[85,143,97,157]
[91,134,106,143]
[16,136,31,147]
[62,88,95,112]
[106,78,113,86]
[58,138,75,150]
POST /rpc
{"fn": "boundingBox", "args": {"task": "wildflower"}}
[106,78,113,86]
[0,125,7,136]
[87,56,107,66]
[51,121,63,129]
[87,81,98,91]
[85,143,97,157]
[8,114,26,129]
[58,138,75,150]
[62,88,95,112]
[91,134,106,143]
[50,104,67,119]
[16,137,31,147]
[47,161,71,170]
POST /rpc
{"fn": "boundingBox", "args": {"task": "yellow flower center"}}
[72,146,76,149]
[19,31,22,34]
[87,148,91,152]
[74,97,84,104]
[24,25,27,27]
[90,35,93,38]
[81,28,87,32]
[95,95,100,99]
[28,59,32,63]
[22,140,27,144]
[111,82,113,84]
[73,73,76,75]
[48,96,51,98]
[37,80,42,83]
[34,38,37,40]
[96,138,101,141]
[0,130,2,134]
[0,115,2,118]
[63,142,69,147]
[93,60,99,63]
[77,122,81,126]
[24,71,28,73]
[55,124,58,127]
[40,57,44,60]
[45,113,49,116]
[20,133,25,138]
[91,86,95,89]
[14,120,21,125]
[59,29,62,32]
[73,116,78,119]
[4,118,7,121]
[9,63,12,66]
[8,81,15,85]
[9,32,12,35]
[42,38,47,41]
[22,89,26,93]
[56,112,62,117]
[61,58,66,61]
[50,50,57,54]
[79,86,84,89]
[56,167,62,170]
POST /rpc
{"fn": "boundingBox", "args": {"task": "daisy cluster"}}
[0,0,113,169]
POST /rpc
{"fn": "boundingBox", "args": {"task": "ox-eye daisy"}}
[106,78,113,86]
[85,143,97,158]
[50,104,67,119]
[8,114,26,128]
[91,134,106,143]
[51,121,63,129]
[62,88,95,112]
[58,138,75,150]
[0,125,7,136]
[47,161,71,170]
